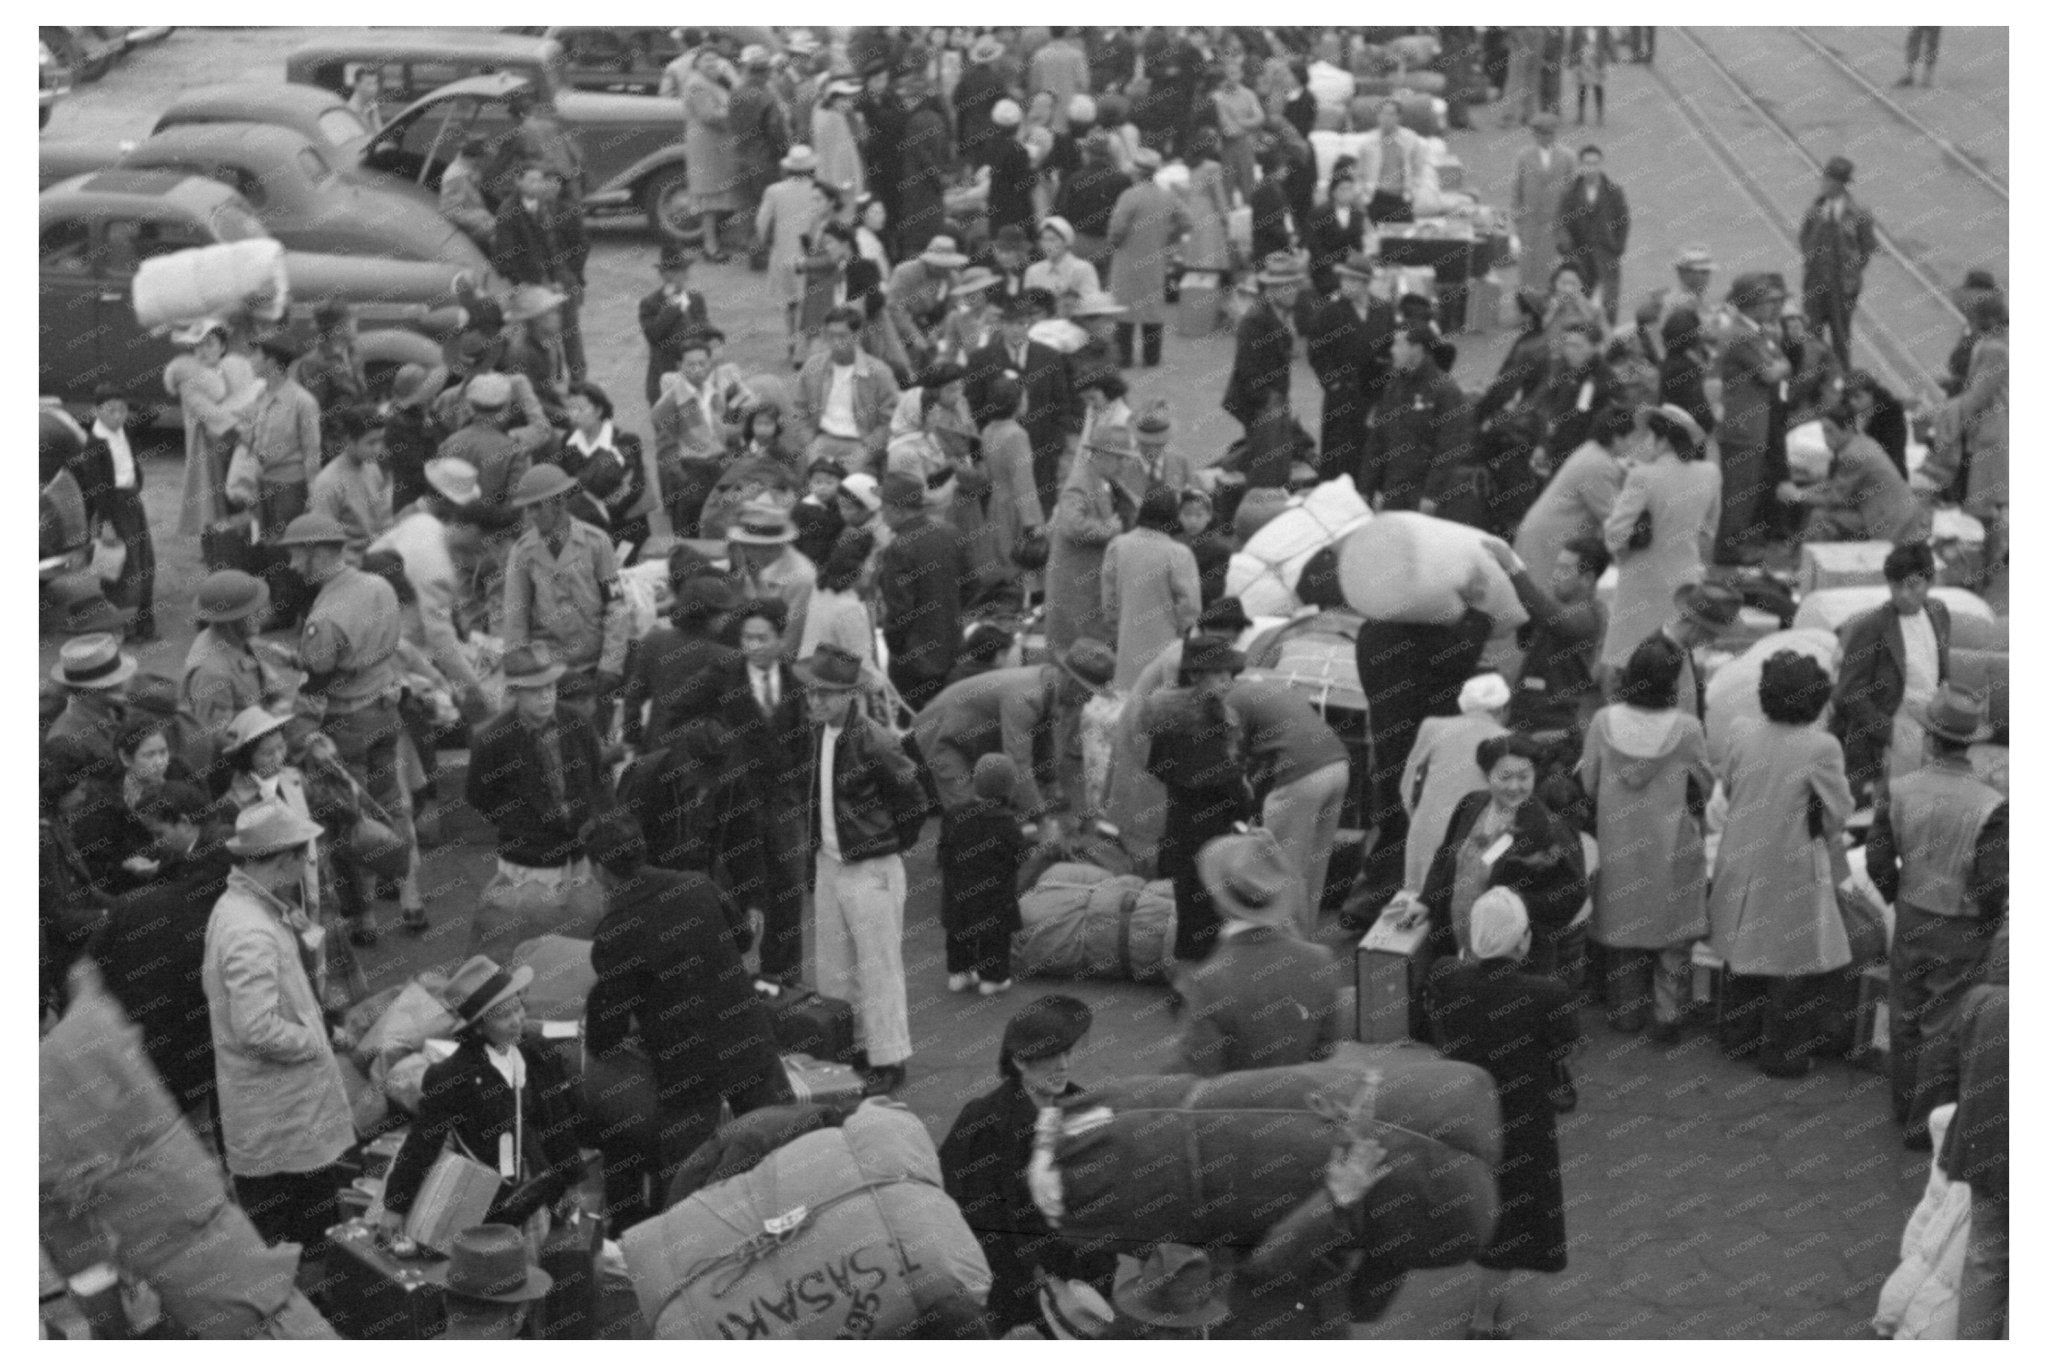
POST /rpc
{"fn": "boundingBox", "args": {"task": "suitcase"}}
[531,1208,603,1340]
[322,1218,448,1340]
[781,1053,866,1107]
[766,988,857,1065]
[1796,541,1893,595]
[201,512,262,573]
[1355,911,1428,1043]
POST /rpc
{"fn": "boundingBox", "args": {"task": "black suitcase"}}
[322,1218,448,1340]
[201,512,262,573]
[530,1208,602,1339]
[766,988,856,1066]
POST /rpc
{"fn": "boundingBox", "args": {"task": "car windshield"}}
[317,107,368,147]
[210,201,270,242]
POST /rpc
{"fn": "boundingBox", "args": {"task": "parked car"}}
[40,170,461,411]
[360,72,695,241]
[38,28,127,84]
[499,26,683,94]
[39,39,70,129]
[287,30,573,111]
[154,82,380,171]
[38,123,491,274]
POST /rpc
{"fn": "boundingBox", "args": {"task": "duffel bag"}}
[1338,511,1526,630]
[508,935,596,1023]
[132,240,289,330]
[622,1103,991,1339]
[1013,863,1176,984]
[1038,1043,1501,1266]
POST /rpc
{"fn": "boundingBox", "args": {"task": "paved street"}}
[41,27,2009,1338]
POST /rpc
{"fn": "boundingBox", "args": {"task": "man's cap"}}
[274,513,349,548]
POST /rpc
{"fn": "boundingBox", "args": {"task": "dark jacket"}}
[1504,568,1606,734]
[1937,983,2008,1200]
[1529,358,1615,462]
[1302,203,1369,295]
[1829,599,1952,799]
[1248,178,1293,262]
[808,712,927,863]
[1658,344,1718,436]
[466,709,609,867]
[1355,610,1494,824]
[638,287,711,399]
[1554,173,1630,263]
[1223,296,1295,428]
[1420,790,1588,955]
[952,63,1011,168]
[985,139,1037,236]
[1797,192,1878,295]
[1424,956,1577,1273]
[878,512,974,686]
[384,403,443,514]
[694,654,809,796]
[70,432,144,516]
[1177,926,1346,1075]
[622,623,744,750]
[967,338,1081,464]
[585,866,782,1109]
[936,798,1024,932]
[1360,358,1474,511]
[90,854,227,1113]
[382,1033,584,1219]
[1302,294,1394,480]
[792,498,843,570]
[489,194,588,288]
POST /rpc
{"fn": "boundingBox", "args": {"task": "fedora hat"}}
[1182,633,1246,677]
[950,266,1002,298]
[46,573,133,635]
[389,361,439,409]
[509,462,579,508]
[673,573,740,622]
[193,568,272,625]
[1112,1245,1233,1329]
[969,34,1005,64]
[879,471,927,511]
[1135,401,1173,437]
[502,642,567,689]
[224,800,324,857]
[1673,243,1716,271]
[425,456,482,506]
[1822,154,1855,183]
[796,642,865,692]
[1069,290,1128,318]
[1726,271,1788,311]
[444,1224,553,1305]
[728,496,798,543]
[1255,251,1308,287]
[274,513,349,548]
[224,706,291,755]
[780,144,819,174]
[1038,1278,1115,1339]
[1057,639,1117,693]
[51,632,137,690]
[918,235,969,270]
[1673,581,1743,630]
[442,955,536,1030]
[1197,828,1298,929]
[1332,250,1378,281]
[1913,683,1991,745]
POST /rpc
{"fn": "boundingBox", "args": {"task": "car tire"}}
[640,166,703,245]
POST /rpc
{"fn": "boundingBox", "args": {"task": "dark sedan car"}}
[41,170,462,410]
[39,122,491,274]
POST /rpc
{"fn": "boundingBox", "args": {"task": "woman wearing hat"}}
[1425,885,1580,1337]
[164,319,259,535]
[1045,384,1140,652]
[1024,216,1101,319]
[682,45,742,261]
[1600,404,1721,675]
[1400,673,1513,895]
[756,145,833,362]
[380,954,586,1236]
[1709,651,1854,1078]
[939,994,1112,1334]
[810,77,867,200]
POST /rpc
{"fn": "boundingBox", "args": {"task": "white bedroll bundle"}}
[1336,510,1528,630]
[1224,475,1372,618]
[622,1103,990,1340]
[133,240,289,330]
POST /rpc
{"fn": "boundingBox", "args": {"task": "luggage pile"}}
[1013,861,1177,985]
[1224,476,1372,619]
[622,1102,991,1339]
[1033,1042,1501,1268]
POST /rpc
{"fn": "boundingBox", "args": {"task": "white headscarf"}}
[1467,886,1530,961]
[1458,672,1512,715]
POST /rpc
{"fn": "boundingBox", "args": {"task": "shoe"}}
[977,978,1013,996]
[947,972,979,994]
[399,909,429,936]
[128,624,161,645]
[347,923,379,948]
[861,1063,907,1096]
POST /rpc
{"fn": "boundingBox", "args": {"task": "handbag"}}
[223,437,261,511]
[90,525,127,585]
[405,1132,503,1254]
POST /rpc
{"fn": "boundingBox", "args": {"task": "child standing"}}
[940,754,1028,996]
[793,457,847,568]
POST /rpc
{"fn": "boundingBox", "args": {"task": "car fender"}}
[607,143,689,199]
[355,326,447,371]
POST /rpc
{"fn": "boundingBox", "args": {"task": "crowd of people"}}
[39,23,2007,1342]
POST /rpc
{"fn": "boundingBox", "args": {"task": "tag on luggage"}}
[1480,834,1512,866]
[499,1133,516,1180]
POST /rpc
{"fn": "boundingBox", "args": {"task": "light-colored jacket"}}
[1707,721,1854,977]
[203,870,354,1177]
[1351,126,1431,202]
[791,351,901,459]
[1101,526,1200,689]
[369,506,481,693]
[1108,180,1191,325]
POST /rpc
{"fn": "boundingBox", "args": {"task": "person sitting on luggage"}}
[938,754,1028,997]
[939,994,1112,1336]
[436,1223,553,1340]
[1176,829,1348,1076]
[379,956,584,1236]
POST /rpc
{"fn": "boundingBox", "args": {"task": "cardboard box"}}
[1796,541,1894,595]
[1355,912,1428,1043]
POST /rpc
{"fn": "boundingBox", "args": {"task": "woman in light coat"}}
[1102,489,1202,689]
[1044,424,1141,653]
[1579,635,1715,1038]
[1708,650,1853,1078]
[682,49,741,260]
[809,79,866,201]
[1400,673,1512,893]
[1513,403,1633,589]
[166,321,258,535]
[1601,405,1721,673]
[976,374,1045,572]
[1179,130,1235,282]
[1107,153,1191,363]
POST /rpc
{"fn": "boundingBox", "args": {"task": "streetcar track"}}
[1788,27,2008,201]
[1650,34,1938,394]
